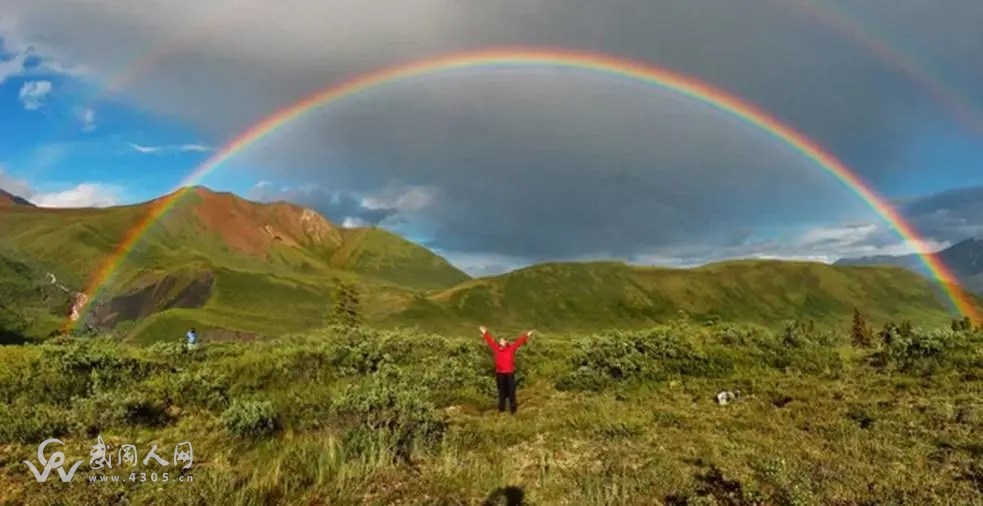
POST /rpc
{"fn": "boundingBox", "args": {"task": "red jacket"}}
[483,330,528,373]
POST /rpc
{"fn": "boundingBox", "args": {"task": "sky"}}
[1,0,982,275]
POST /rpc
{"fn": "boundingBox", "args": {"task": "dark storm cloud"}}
[898,186,983,242]
[3,0,982,263]
[257,74,860,258]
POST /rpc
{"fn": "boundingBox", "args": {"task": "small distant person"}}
[185,328,199,350]
[480,326,534,414]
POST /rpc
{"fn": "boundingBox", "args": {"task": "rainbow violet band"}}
[69,47,979,329]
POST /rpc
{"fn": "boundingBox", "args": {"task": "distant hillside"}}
[0,188,33,207]
[393,259,975,331]
[836,238,983,294]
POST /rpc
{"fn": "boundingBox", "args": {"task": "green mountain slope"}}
[0,187,468,294]
[393,260,976,330]
[2,186,978,342]
[0,249,75,342]
[332,228,470,290]
[0,187,469,340]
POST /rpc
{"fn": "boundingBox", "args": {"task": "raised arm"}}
[480,326,496,348]
[512,329,535,349]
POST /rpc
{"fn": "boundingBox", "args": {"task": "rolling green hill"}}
[1,185,979,342]
[332,227,470,290]
[394,259,976,331]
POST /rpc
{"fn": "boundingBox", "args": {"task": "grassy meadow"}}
[0,317,979,505]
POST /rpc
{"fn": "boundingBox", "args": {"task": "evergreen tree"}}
[851,308,872,347]
[951,316,972,332]
[899,320,914,339]
[343,281,362,328]
[878,321,896,346]
[329,278,362,329]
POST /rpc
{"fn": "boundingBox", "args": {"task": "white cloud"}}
[128,142,212,154]
[361,185,437,213]
[181,143,212,152]
[128,143,159,154]
[1,164,124,208]
[342,217,368,228]
[30,183,122,208]
[80,108,96,132]
[856,239,951,257]
[630,223,952,268]
[0,48,30,84]
[798,224,879,245]
[438,251,528,277]
[18,80,52,110]
[34,59,89,78]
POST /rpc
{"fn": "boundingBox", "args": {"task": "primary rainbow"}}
[70,47,979,328]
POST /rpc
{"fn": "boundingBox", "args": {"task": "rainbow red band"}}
[69,47,979,329]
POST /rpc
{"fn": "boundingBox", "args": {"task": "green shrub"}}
[0,402,73,443]
[756,339,843,376]
[221,399,278,438]
[47,342,163,398]
[419,341,495,403]
[332,368,446,461]
[871,329,979,373]
[72,390,171,435]
[164,368,231,410]
[555,328,729,390]
[327,328,417,376]
[146,340,203,362]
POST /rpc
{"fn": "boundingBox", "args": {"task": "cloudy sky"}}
[1,0,982,275]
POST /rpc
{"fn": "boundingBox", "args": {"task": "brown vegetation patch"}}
[189,187,342,257]
[90,271,214,326]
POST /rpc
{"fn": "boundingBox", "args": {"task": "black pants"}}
[496,373,517,413]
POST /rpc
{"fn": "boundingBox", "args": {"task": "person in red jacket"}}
[480,325,534,414]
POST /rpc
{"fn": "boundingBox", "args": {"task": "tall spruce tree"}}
[329,278,362,329]
[851,308,872,347]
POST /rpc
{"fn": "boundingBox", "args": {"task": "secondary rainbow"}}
[70,47,979,328]
[785,0,983,135]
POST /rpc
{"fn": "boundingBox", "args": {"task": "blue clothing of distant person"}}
[186,328,198,348]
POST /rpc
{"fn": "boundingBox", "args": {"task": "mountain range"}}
[0,186,978,342]
[836,237,983,295]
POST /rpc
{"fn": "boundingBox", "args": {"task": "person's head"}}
[498,338,507,347]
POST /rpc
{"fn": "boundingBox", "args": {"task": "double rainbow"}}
[71,47,979,327]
